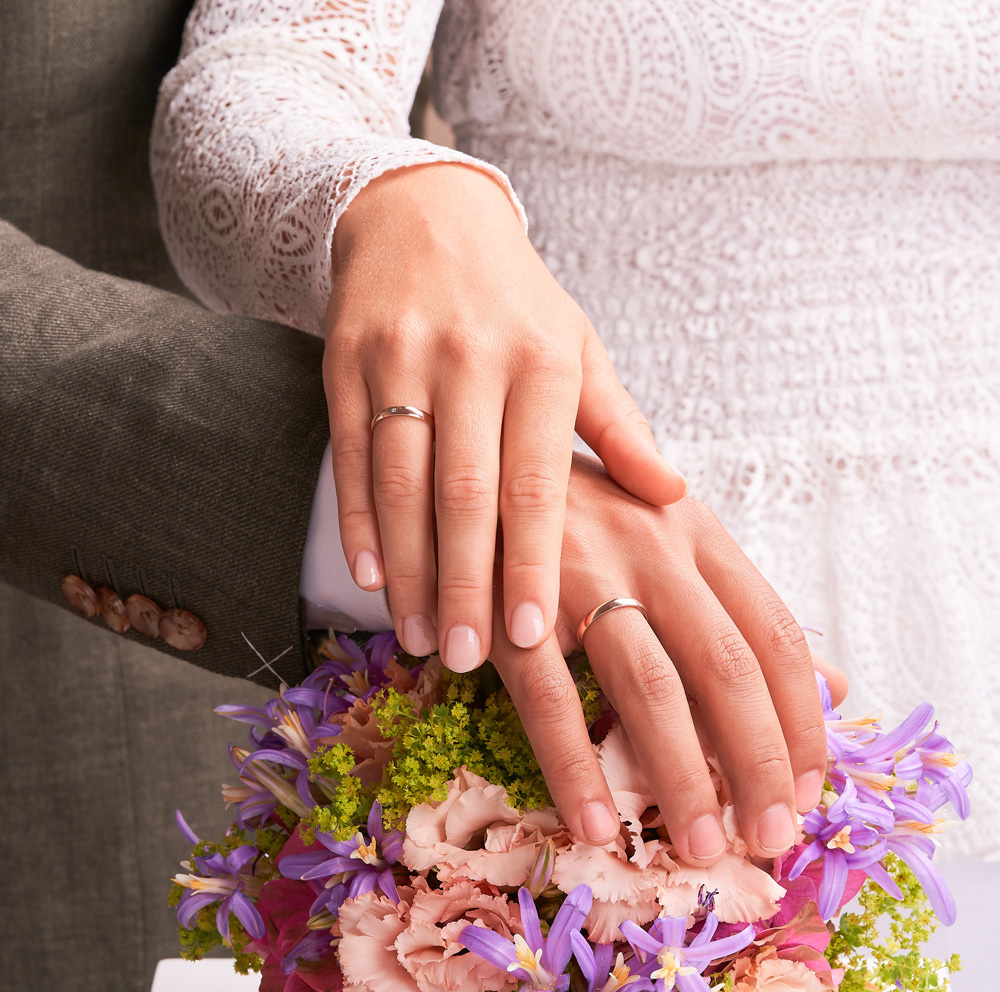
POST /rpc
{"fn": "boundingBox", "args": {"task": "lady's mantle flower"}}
[459,883,594,991]
[621,913,755,992]
[279,800,403,914]
[172,813,265,943]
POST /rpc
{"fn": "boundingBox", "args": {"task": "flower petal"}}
[229,890,266,940]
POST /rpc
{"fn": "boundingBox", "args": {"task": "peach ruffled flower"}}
[552,723,678,942]
[731,946,830,991]
[403,768,567,887]
[337,878,521,992]
[655,803,785,923]
[553,723,784,941]
[395,877,522,992]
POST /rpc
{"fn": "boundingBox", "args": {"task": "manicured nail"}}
[580,802,618,844]
[443,625,481,673]
[688,814,726,861]
[352,550,380,588]
[402,614,437,657]
[510,602,545,648]
[757,804,796,854]
[794,770,824,813]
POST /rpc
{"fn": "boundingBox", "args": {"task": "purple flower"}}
[172,813,265,943]
[279,800,402,915]
[570,935,652,992]
[459,884,593,991]
[621,913,755,992]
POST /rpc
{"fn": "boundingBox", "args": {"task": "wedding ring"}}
[370,406,434,432]
[577,597,649,647]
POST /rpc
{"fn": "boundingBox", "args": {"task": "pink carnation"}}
[731,946,832,991]
[337,879,521,992]
[402,768,567,887]
[553,724,783,940]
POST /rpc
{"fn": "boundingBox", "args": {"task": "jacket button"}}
[61,575,98,617]
[159,609,206,651]
[97,586,132,634]
[126,594,163,637]
[96,586,130,634]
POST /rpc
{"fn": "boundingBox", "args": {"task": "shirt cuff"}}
[299,439,394,632]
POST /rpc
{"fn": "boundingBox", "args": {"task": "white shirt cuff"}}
[299,439,394,632]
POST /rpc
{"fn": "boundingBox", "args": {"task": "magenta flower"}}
[279,800,403,913]
[620,913,755,992]
[459,884,593,991]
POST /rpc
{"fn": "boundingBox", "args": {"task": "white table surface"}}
[151,959,260,992]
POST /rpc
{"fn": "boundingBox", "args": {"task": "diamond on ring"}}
[370,406,434,431]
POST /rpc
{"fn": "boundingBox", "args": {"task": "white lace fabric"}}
[151,0,1000,858]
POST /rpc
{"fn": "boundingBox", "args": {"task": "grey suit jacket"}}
[0,1,343,988]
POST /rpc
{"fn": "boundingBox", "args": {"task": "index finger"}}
[489,622,619,847]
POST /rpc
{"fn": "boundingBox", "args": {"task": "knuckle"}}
[663,763,712,803]
[519,665,577,713]
[621,649,682,707]
[707,626,759,685]
[438,323,482,367]
[548,749,599,786]
[374,464,426,506]
[438,468,496,514]
[765,609,810,665]
[331,431,370,469]
[500,467,564,514]
[337,505,374,533]
[785,718,829,764]
[744,747,792,783]
[683,497,721,531]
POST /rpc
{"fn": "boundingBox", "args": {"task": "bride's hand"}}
[323,163,686,671]
[488,453,848,864]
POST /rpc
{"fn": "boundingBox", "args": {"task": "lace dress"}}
[150,0,1000,861]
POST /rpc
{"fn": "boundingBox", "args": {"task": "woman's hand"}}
[324,162,686,670]
[488,453,848,864]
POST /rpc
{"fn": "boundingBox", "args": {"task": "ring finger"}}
[371,393,438,657]
[647,574,797,859]
[582,601,727,866]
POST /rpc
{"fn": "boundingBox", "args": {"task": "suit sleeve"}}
[0,220,329,686]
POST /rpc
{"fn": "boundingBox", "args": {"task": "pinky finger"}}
[326,369,383,590]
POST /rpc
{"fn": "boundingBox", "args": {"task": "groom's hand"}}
[488,453,845,864]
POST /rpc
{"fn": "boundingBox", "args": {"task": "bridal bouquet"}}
[169,631,970,992]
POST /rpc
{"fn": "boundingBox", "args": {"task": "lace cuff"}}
[150,9,527,335]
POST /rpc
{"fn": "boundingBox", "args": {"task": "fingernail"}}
[443,625,481,673]
[757,804,796,854]
[510,602,545,648]
[352,550,380,588]
[688,814,726,861]
[402,614,437,657]
[580,802,618,844]
[794,770,824,813]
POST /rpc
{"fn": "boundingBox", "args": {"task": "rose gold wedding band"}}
[370,406,434,432]
[577,597,649,647]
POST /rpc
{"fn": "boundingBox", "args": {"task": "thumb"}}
[576,325,687,505]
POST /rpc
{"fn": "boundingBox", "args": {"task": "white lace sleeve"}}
[150,0,528,335]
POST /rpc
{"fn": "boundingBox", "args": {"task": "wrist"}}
[332,162,520,269]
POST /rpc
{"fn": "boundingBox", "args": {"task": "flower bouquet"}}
[170,631,971,992]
